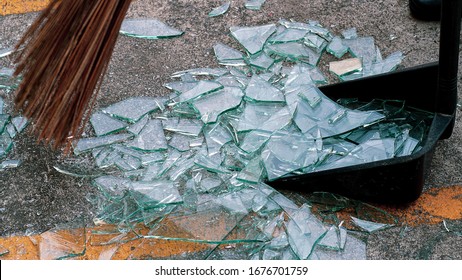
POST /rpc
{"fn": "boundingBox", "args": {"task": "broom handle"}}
[437,0,462,115]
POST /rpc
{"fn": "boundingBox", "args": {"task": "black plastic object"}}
[268,0,461,203]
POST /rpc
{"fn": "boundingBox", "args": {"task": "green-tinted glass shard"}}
[11,116,28,133]
[199,176,223,192]
[261,131,318,180]
[130,180,182,208]
[283,64,315,93]
[127,119,168,152]
[304,33,327,53]
[209,1,230,17]
[266,42,322,65]
[237,157,264,183]
[366,51,404,76]
[285,204,327,259]
[239,130,272,154]
[127,115,149,135]
[90,112,127,136]
[248,52,274,70]
[343,36,377,64]
[73,134,133,155]
[169,133,193,152]
[326,36,349,58]
[396,137,419,157]
[268,28,307,43]
[156,149,182,177]
[0,97,4,114]
[245,0,266,10]
[115,154,142,171]
[171,68,229,78]
[1,159,20,170]
[94,176,131,200]
[102,97,162,123]
[0,67,14,77]
[194,153,230,174]
[351,216,392,233]
[163,117,203,136]
[342,27,357,39]
[279,19,332,40]
[245,75,285,103]
[178,80,223,103]
[193,87,244,123]
[167,156,196,181]
[317,226,342,250]
[6,124,16,138]
[0,114,10,134]
[214,43,244,62]
[230,24,277,54]
[237,103,289,132]
[216,75,244,88]
[120,18,183,39]
[141,162,163,181]
[204,123,233,156]
[164,80,198,94]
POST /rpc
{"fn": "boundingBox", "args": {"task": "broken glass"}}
[120,18,184,39]
[90,112,127,136]
[245,75,285,103]
[213,43,246,66]
[244,0,266,10]
[193,87,244,123]
[39,224,86,260]
[230,24,277,54]
[248,52,275,70]
[130,180,182,208]
[128,119,168,152]
[0,133,13,159]
[0,97,4,114]
[73,134,133,155]
[162,117,203,136]
[102,97,162,123]
[0,47,14,58]
[0,159,20,170]
[208,1,231,17]
[342,27,358,39]
[278,19,332,41]
[204,123,233,156]
[326,36,349,58]
[171,68,229,78]
[343,36,377,64]
[266,42,322,65]
[351,216,393,233]
[268,28,308,43]
[168,133,194,152]
[11,116,28,133]
[178,80,223,103]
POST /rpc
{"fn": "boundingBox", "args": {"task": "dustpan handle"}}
[437,0,462,115]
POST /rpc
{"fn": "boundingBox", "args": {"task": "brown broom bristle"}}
[13,0,132,153]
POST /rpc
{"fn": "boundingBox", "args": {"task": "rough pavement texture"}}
[1,0,461,259]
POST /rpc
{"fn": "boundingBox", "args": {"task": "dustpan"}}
[269,0,461,203]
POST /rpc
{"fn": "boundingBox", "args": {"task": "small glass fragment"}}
[39,227,86,260]
[131,180,182,208]
[266,42,322,65]
[193,87,244,123]
[102,97,162,123]
[245,75,285,103]
[128,119,168,152]
[351,216,393,233]
[163,117,203,136]
[11,116,28,133]
[120,18,184,39]
[329,58,362,76]
[171,68,229,78]
[268,28,308,43]
[0,133,13,158]
[0,159,20,170]
[0,97,4,114]
[343,36,377,64]
[248,52,274,70]
[230,24,277,54]
[326,36,349,58]
[244,0,266,10]
[0,114,9,134]
[209,1,231,17]
[90,112,127,136]
[342,27,357,39]
[0,47,14,58]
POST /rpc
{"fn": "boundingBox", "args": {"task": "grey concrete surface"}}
[1,0,461,259]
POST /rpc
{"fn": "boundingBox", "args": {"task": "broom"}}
[13,0,132,152]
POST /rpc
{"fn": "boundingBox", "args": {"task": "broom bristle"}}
[14,0,132,152]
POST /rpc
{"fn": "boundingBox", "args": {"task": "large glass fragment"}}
[261,131,318,180]
[343,36,377,64]
[102,97,162,123]
[326,36,349,58]
[268,28,308,43]
[163,117,203,136]
[279,19,332,40]
[230,24,277,54]
[90,112,127,136]
[120,18,184,39]
[0,47,14,58]
[248,52,274,70]
[245,75,285,103]
[178,80,223,103]
[11,116,28,133]
[73,134,133,155]
[209,2,231,17]
[213,43,246,66]
[204,123,233,156]
[266,42,322,65]
[193,87,244,123]
[128,119,167,152]
[39,225,86,260]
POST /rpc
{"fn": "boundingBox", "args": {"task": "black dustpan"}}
[268,0,461,203]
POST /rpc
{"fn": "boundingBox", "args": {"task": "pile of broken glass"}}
[65,20,432,259]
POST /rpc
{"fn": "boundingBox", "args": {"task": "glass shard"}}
[245,0,266,10]
[204,123,233,156]
[351,216,393,233]
[326,36,349,58]
[248,52,274,70]
[266,42,322,65]
[39,226,86,260]
[163,117,203,136]
[0,133,14,158]
[213,43,245,66]
[131,180,182,208]
[102,97,162,123]
[343,36,377,64]
[178,80,223,103]
[1,159,21,170]
[193,87,244,123]
[342,27,357,39]
[90,112,127,136]
[0,47,14,58]
[171,68,229,78]
[245,75,285,103]
[120,18,184,39]
[127,119,168,152]
[73,134,133,155]
[209,1,231,17]
[11,116,28,133]
[230,24,277,54]
[268,28,308,43]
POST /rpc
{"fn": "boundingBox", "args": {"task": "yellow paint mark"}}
[1,186,461,259]
[1,0,50,16]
